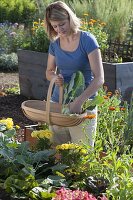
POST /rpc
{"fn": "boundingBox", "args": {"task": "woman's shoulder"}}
[80,30,99,52]
[80,30,96,41]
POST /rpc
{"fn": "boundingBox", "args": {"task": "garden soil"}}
[0,72,36,128]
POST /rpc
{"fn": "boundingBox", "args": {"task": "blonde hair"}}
[45,1,81,40]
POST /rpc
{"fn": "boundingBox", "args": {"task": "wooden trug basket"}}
[21,77,87,127]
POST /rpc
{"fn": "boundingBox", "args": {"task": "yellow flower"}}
[15,125,20,130]
[83,13,89,16]
[33,22,38,25]
[31,131,38,138]
[80,149,87,155]
[56,143,82,151]
[31,129,52,139]
[0,118,14,129]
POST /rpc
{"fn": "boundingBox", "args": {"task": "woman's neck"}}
[60,30,80,42]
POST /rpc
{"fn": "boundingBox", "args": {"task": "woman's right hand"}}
[54,74,64,86]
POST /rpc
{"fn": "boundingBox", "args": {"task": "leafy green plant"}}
[123,93,133,146]
[4,85,20,94]
[62,71,104,114]
[30,19,50,53]
[96,88,129,152]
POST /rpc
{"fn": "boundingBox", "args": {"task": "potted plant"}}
[17,20,50,100]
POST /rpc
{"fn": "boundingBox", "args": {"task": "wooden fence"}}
[102,40,133,63]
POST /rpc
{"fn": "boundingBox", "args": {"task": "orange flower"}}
[103,95,109,99]
[120,107,126,111]
[84,114,96,119]
[109,106,116,111]
[90,19,97,23]
[88,22,93,26]
[100,22,106,26]
[107,92,112,96]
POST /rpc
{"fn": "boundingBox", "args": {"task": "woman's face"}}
[50,19,71,37]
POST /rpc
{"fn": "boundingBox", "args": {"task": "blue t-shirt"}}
[48,31,99,102]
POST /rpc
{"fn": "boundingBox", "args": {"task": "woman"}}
[45,1,104,146]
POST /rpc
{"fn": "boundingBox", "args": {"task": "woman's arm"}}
[46,53,64,86]
[69,48,104,113]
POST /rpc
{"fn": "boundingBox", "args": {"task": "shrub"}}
[0,53,18,71]
[0,0,36,25]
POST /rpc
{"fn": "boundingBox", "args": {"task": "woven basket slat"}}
[21,77,87,126]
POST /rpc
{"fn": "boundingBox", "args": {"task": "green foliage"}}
[86,0,133,41]
[30,21,50,53]
[63,71,85,105]
[0,0,36,25]
[0,53,18,71]
[0,22,30,54]
[96,89,129,152]
[4,85,20,95]
[123,94,133,145]
[80,16,109,53]
[0,91,133,198]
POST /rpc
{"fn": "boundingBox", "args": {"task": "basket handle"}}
[46,76,63,124]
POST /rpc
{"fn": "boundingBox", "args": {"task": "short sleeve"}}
[81,32,99,54]
[48,42,55,56]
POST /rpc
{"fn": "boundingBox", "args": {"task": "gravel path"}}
[0,72,19,89]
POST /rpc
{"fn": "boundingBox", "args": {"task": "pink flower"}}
[52,187,97,200]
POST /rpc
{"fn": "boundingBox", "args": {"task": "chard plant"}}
[62,71,104,114]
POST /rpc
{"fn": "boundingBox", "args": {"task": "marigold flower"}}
[88,21,93,26]
[103,95,109,99]
[31,129,52,139]
[90,19,97,23]
[84,114,96,119]
[100,22,106,26]
[107,92,112,96]
[109,106,116,111]
[0,118,14,129]
[120,107,126,111]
